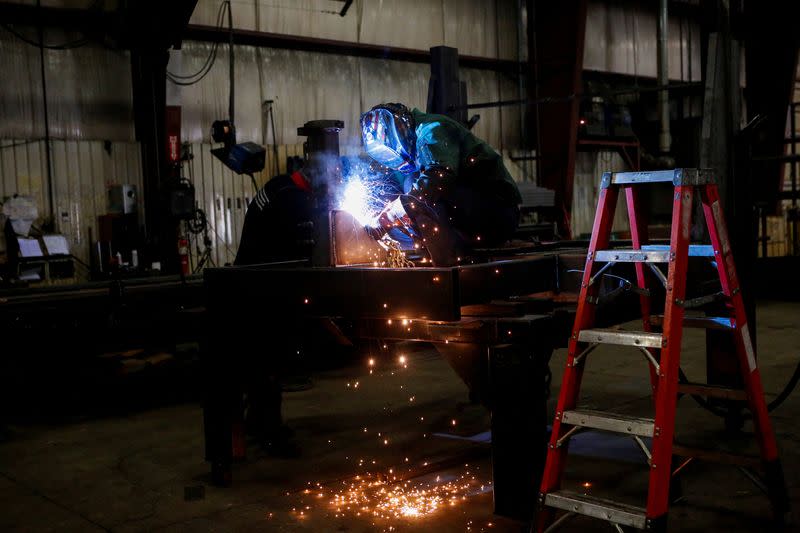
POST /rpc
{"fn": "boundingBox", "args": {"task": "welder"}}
[233,163,312,458]
[360,103,522,261]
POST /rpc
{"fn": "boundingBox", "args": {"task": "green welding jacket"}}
[409,108,522,205]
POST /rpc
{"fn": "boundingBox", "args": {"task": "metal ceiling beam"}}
[182,24,521,74]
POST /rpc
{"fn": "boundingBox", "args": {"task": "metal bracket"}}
[737,466,768,495]
[633,435,652,464]
[588,261,617,287]
[647,263,668,288]
[572,343,598,366]
[542,512,577,533]
[556,425,582,448]
[638,346,661,374]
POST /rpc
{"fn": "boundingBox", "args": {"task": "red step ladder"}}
[536,169,788,532]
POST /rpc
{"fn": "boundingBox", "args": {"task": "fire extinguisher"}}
[178,236,190,276]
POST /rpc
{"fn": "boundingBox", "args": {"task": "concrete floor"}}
[1,301,799,532]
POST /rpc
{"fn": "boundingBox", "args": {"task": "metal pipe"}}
[227,1,234,128]
[183,24,518,73]
[37,0,54,225]
[657,0,671,154]
[791,102,797,255]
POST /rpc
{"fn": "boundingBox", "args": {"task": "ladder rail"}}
[537,181,620,530]
[644,185,693,520]
[701,185,780,464]
[625,185,660,398]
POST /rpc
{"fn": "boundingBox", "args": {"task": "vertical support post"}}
[427,46,467,125]
[790,103,798,255]
[657,0,671,154]
[297,120,344,267]
[527,0,587,237]
[131,47,176,272]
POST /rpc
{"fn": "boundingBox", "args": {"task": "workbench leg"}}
[489,343,553,521]
[202,318,242,487]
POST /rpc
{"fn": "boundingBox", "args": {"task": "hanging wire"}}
[0,23,88,49]
[0,0,108,50]
[166,0,229,86]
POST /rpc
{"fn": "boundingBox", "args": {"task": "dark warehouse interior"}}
[1,1,800,532]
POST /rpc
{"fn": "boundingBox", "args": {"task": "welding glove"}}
[399,194,465,266]
[366,197,414,240]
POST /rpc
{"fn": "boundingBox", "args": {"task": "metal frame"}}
[204,254,558,322]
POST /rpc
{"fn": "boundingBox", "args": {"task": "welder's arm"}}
[366,197,413,239]
[412,166,456,200]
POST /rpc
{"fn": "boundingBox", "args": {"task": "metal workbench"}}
[202,248,589,519]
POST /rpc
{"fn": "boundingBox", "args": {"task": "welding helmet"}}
[360,103,418,173]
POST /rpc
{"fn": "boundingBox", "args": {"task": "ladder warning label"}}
[741,323,756,373]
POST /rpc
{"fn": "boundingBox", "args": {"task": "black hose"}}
[766,357,800,412]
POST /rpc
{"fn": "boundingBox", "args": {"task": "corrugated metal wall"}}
[571,151,630,239]
[0,30,135,140]
[584,0,702,81]
[0,140,143,269]
[0,25,139,277]
[190,0,521,60]
[173,46,521,151]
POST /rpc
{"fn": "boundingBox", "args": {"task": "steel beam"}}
[183,24,520,74]
[204,255,558,322]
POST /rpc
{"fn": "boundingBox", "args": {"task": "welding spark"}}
[311,471,486,523]
[338,160,396,229]
[340,179,373,226]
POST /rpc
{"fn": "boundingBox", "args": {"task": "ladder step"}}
[562,409,654,437]
[641,244,715,257]
[650,314,733,330]
[595,245,714,263]
[609,169,677,185]
[543,489,648,530]
[606,168,712,186]
[595,249,670,263]
[677,382,748,401]
[578,328,664,348]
